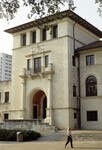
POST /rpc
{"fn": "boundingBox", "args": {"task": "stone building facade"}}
[0,10,102,130]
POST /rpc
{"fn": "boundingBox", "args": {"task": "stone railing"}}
[20,63,53,78]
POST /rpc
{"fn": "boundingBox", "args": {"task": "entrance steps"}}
[0,119,57,134]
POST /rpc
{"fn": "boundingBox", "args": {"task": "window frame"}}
[86,54,94,66]
[34,57,41,73]
[27,59,31,70]
[5,91,9,103]
[52,25,58,39]
[31,31,36,44]
[72,55,76,66]
[21,33,26,46]
[87,111,98,121]
[42,28,47,41]
[45,55,49,67]
[73,84,76,97]
[74,112,77,119]
[4,113,9,120]
[86,75,97,96]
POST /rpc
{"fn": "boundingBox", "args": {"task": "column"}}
[21,77,26,119]
[45,74,53,125]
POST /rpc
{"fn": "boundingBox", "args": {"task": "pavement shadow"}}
[74,147,102,150]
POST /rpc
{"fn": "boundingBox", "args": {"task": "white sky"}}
[0,0,102,55]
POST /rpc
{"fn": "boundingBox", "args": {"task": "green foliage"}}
[0,0,101,21]
[0,129,41,141]
[95,0,102,16]
[0,0,75,20]
[0,0,20,20]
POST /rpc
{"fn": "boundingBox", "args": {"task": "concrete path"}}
[0,140,102,150]
[0,130,102,150]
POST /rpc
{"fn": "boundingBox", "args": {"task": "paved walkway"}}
[0,130,102,150]
[0,140,102,150]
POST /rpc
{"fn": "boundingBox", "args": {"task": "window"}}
[87,111,98,121]
[34,57,41,73]
[74,113,77,119]
[45,55,49,67]
[73,84,76,97]
[72,55,76,66]
[86,76,97,96]
[42,28,46,41]
[5,92,9,103]
[4,113,9,120]
[52,25,58,38]
[86,55,94,65]
[31,31,36,43]
[27,59,31,70]
[21,34,26,46]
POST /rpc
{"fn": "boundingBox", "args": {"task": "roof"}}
[5,9,102,38]
[75,41,102,52]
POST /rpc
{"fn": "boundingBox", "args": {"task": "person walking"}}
[65,127,74,148]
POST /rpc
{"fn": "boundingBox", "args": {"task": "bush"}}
[0,129,41,141]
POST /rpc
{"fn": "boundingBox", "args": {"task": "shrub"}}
[0,129,41,141]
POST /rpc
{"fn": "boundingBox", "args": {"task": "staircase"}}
[0,119,57,134]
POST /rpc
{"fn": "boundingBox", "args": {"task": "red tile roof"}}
[76,41,102,52]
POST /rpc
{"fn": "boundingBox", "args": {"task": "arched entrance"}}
[32,90,47,119]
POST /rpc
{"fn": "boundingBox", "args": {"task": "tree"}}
[0,0,75,21]
[95,0,102,15]
[0,0,101,21]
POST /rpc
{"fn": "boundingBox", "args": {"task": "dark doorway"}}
[33,105,38,119]
[43,97,47,119]
[32,90,47,119]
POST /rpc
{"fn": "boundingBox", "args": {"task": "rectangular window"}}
[5,92,9,103]
[4,113,9,120]
[27,59,31,70]
[73,84,76,97]
[31,31,36,43]
[74,113,77,119]
[42,28,46,41]
[52,25,58,38]
[86,55,94,65]
[87,111,98,121]
[34,57,41,73]
[72,55,76,66]
[21,34,26,46]
[45,55,49,67]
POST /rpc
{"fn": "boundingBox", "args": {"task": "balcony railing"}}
[20,63,53,78]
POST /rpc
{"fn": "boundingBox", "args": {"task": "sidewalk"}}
[0,130,102,150]
[0,140,102,150]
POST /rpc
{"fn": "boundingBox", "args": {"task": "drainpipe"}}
[73,22,81,129]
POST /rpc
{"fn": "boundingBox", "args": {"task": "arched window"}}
[86,76,97,96]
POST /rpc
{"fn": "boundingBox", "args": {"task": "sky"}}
[0,0,102,55]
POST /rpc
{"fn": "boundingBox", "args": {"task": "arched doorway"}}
[42,96,47,119]
[32,90,47,119]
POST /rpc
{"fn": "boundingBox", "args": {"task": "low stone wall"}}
[0,119,56,134]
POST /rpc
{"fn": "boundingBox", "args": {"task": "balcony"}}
[20,63,53,79]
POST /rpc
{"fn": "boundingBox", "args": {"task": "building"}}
[0,53,12,81]
[0,10,102,130]
[75,41,102,129]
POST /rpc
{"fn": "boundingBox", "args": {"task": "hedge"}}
[0,129,41,141]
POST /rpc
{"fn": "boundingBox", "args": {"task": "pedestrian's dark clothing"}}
[65,128,74,148]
